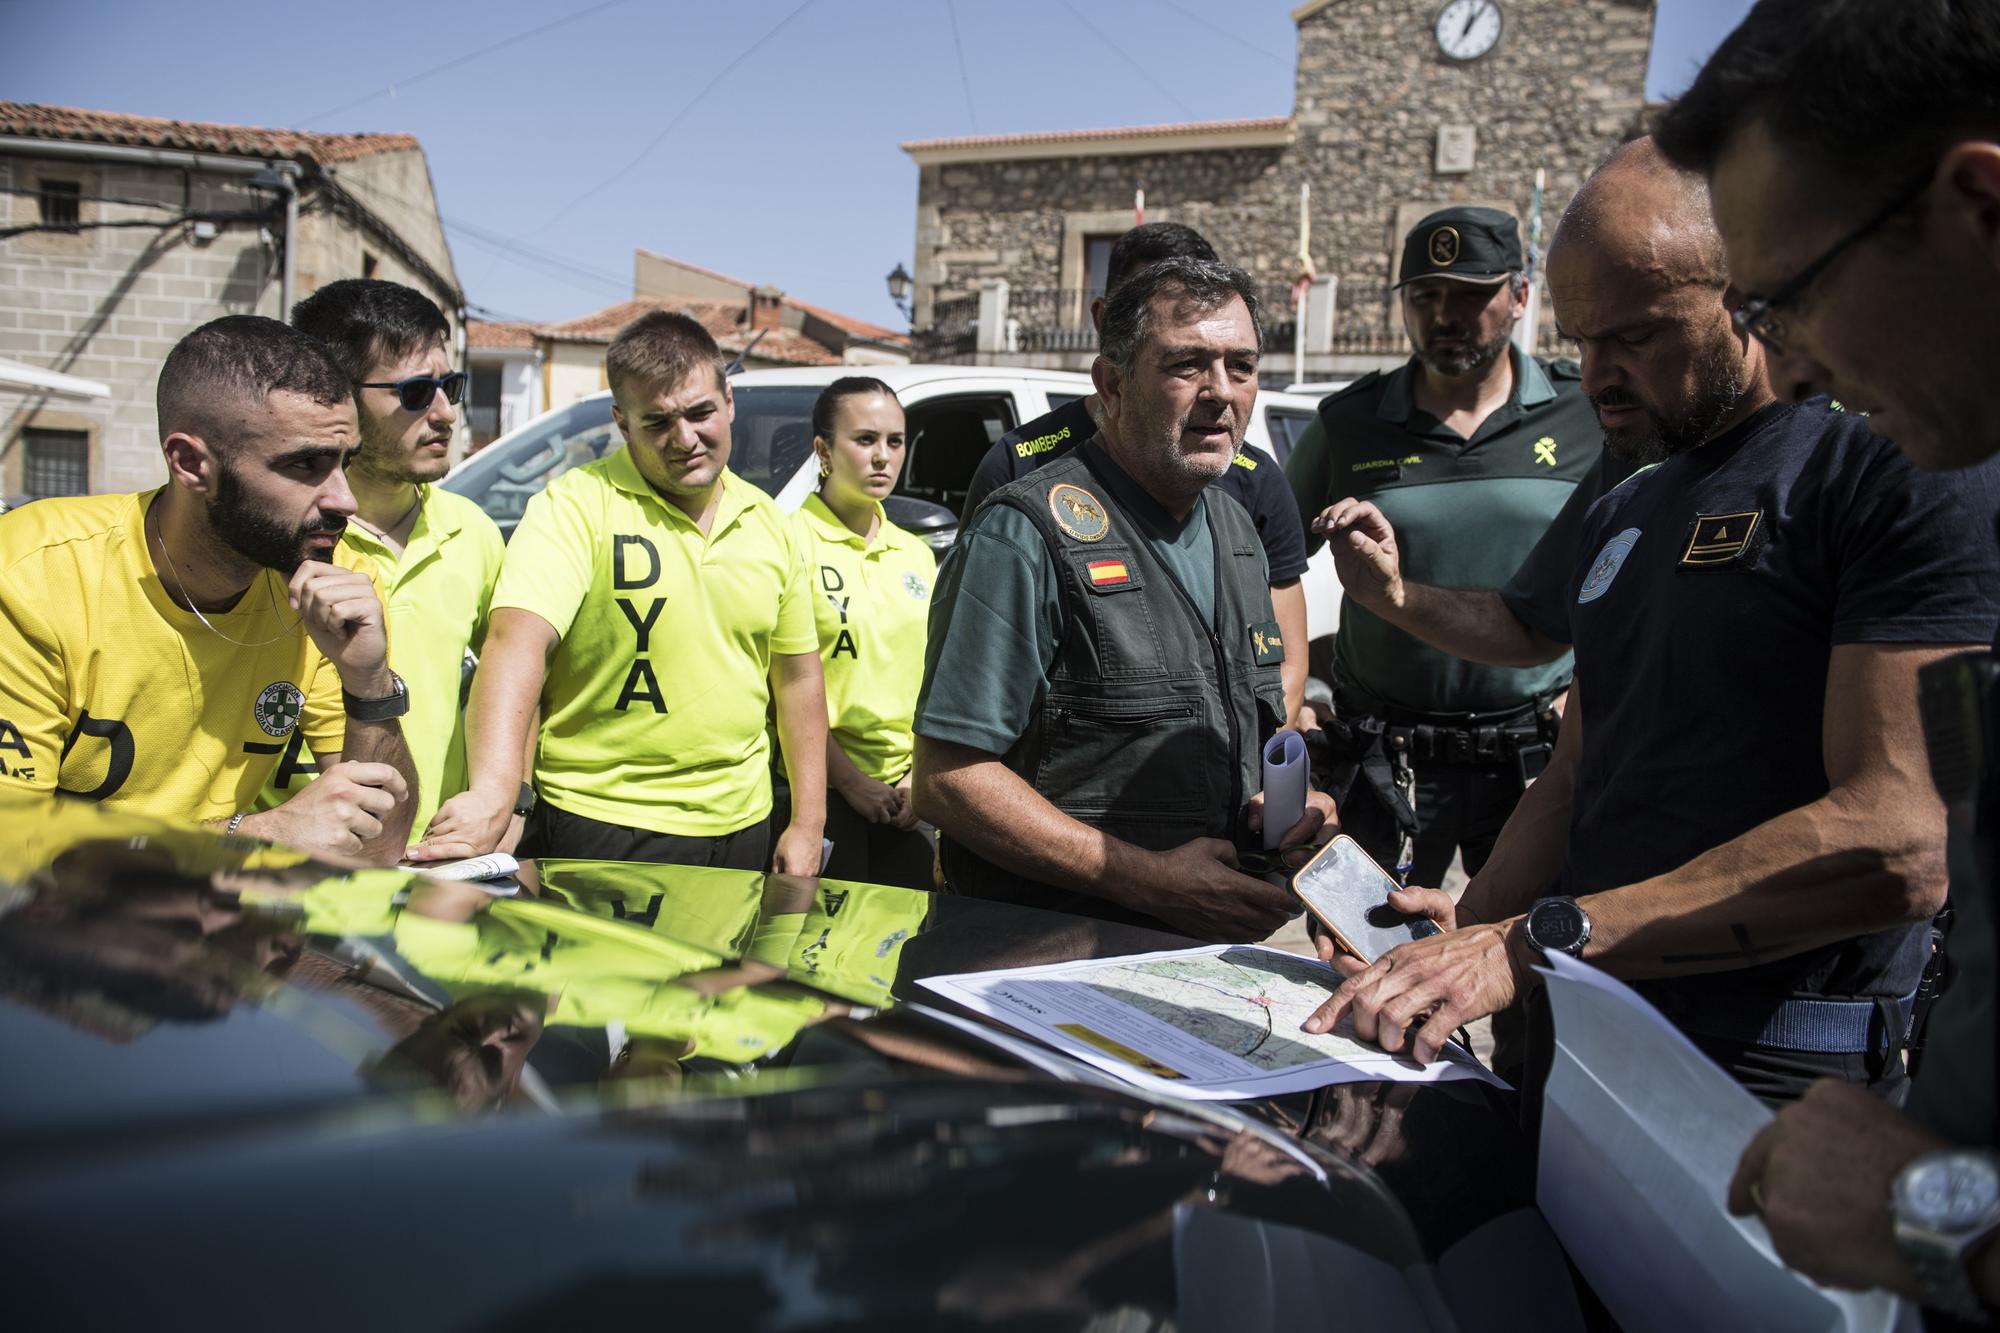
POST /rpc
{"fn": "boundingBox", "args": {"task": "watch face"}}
[1435,0,1502,61]
[1900,1154,2000,1232]
[1529,899,1586,953]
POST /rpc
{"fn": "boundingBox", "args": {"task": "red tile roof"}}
[0,102,421,166]
[634,248,907,345]
[901,115,1292,155]
[535,298,845,367]
[466,320,538,350]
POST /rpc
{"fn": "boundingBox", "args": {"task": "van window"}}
[1264,407,1318,466]
[900,394,1018,513]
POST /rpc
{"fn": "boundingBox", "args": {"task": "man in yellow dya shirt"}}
[0,316,417,863]
[257,280,505,837]
[412,311,828,873]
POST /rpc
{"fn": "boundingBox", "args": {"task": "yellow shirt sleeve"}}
[490,479,598,639]
[769,517,818,657]
[0,578,67,792]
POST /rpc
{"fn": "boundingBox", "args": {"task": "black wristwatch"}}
[1523,895,1592,959]
[512,782,537,818]
[341,671,409,722]
[1893,1149,2000,1320]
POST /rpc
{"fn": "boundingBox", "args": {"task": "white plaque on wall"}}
[1436,124,1477,175]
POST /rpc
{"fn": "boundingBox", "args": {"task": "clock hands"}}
[1460,2,1483,40]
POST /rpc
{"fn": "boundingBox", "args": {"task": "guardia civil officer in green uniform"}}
[912,257,1334,943]
[1284,206,1602,886]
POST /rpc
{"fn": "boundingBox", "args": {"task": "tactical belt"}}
[1340,693,1562,782]
[1652,987,1918,1056]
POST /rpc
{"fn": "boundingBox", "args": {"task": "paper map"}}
[921,943,1505,1100]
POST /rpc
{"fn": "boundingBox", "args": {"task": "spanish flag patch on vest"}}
[1086,559,1131,587]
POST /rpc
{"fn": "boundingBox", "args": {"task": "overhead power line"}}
[296,0,633,128]
[945,0,980,133]
[1148,0,1295,67]
[1053,0,1197,119]
[524,0,821,238]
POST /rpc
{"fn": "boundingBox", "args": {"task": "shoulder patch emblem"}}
[1577,528,1642,605]
[1048,483,1110,543]
[1534,436,1557,467]
[254,682,305,737]
[1679,510,1763,569]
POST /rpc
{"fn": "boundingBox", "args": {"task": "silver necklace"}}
[151,509,301,649]
[350,487,422,544]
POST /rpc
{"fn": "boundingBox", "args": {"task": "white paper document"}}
[919,943,1507,1101]
[1260,730,1308,850]
[1536,951,1917,1333]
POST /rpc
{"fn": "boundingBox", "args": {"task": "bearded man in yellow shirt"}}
[0,316,417,862]
[413,312,827,873]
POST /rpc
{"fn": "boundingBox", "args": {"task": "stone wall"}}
[907,0,1655,367]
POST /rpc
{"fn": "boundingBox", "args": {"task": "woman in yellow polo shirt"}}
[794,378,936,891]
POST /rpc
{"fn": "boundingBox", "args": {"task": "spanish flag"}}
[1087,559,1131,587]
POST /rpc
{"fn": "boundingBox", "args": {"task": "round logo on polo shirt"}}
[253,681,306,737]
[902,571,928,600]
[1577,528,1642,604]
[1048,484,1110,543]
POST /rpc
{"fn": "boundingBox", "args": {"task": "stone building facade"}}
[0,103,461,499]
[903,0,1655,378]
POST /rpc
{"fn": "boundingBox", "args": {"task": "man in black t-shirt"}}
[1653,3,2000,1317]
[961,224,1311,724]
[1303,140,2000,1107]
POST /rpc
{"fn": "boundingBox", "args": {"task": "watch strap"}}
[342,671,409,722]
[512,782,536,818]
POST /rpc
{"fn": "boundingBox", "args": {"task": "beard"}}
[1594,338,1747,465]
[1417,320,1513,378]
[209,460,346,573]
[1121,392,1238,495]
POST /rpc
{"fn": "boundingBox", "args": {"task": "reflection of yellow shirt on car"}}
[0,492,366,824]
[491,449,816,836]
[793,495,934,784]
[256,485,504,831]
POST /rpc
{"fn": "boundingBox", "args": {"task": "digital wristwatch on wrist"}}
[1522,895,1592,960]
[1893,1148,2000,1321]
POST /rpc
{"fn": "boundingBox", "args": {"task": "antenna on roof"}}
[725,327,768,377]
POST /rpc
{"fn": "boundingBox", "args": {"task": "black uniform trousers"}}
[1338,760,1525,887]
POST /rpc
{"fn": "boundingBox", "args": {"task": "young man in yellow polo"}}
[0,316,416,864]
[256,280,505,838]
[412,312,828,873]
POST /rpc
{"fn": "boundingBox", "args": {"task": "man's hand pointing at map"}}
[1301,889,1535,1065]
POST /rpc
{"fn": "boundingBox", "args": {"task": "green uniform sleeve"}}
[912,505,1061,756]
[489,478,596,639]
[1283,413,1336,556]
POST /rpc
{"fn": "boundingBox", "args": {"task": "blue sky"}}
[1,0,1753,331]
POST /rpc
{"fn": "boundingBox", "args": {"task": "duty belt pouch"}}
[1307,716,1417,837]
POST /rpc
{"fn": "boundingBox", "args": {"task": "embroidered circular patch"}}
[1577,528,1642,605]
[902,571,928,599]
[1048,483,1110,543]
[1428,225,1461,265]
[254,681,305,737]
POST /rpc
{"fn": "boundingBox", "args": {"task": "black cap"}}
[1395,206,1523,287]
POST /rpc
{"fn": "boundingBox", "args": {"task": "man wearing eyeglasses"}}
[1302,139,2000,1110]
[1652,1,2000,1320]
[258,280,506,838]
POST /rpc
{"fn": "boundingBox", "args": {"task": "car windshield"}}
[444,385,823,532]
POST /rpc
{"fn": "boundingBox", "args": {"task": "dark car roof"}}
[0,792,1576,1330]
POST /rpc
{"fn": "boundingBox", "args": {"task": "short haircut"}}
[1098,257,1262,376]
[811,376,900,440]
[1655,0,2000,197]
[156,315,351,447]
[1105,222,1219,294]
[606,310,726,402]
[290,278,451,386]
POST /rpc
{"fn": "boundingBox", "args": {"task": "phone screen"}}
[1291,836,1441,962]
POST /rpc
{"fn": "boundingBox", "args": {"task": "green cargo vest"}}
[942,442,1286,923]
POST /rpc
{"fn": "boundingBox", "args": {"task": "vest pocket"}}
[1035,694,1212,820]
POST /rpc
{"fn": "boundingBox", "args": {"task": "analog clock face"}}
[1436,0,1503,61]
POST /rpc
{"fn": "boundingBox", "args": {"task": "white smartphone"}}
[1290,835,1441,963]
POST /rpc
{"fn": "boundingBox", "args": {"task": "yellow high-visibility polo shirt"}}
[256,484,504,831]
[0,491,365,825]
[793,494,934,784]
[492,449,816,835]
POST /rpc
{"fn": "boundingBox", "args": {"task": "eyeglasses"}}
[1733,170,1933,355]
[358,371,468,413]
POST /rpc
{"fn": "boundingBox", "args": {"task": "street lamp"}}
[885,262,913,322]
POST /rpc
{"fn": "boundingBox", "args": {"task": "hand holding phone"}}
[1290,835,1444,964]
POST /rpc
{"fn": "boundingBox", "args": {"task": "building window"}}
[1083,234,1118,306]
[23,429,90,498]
[361,251,379,279]
[37,180,82,232]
